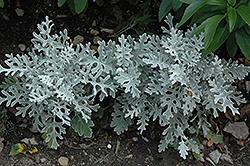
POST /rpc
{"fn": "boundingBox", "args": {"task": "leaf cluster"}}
[177,0,250,59]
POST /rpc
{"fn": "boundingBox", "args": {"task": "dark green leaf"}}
[192,19,209,35]
[178,0,209,28]
[227,8,237,32]
[71,113,94,137]
[172,0,183,11]
[58,0,66,7]
[159,0,172,22]
[202,25,230,57]
[191,11,222,24]
[0,0,4,8]
[141,0,151,14]
[235,27,250,60]
[74,0,87,14]
[95,0,104,6]
[204,15,224,48]
[134,15,154,24]
[178,0,192,4]
[206,0,227,6]
[244,25,250,35]
[67,0,76,15]
[227,0,236,6]
[237,5,250,27]
[226,32,237,57]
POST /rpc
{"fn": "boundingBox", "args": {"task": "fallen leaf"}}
[8,141,27,155]
[207,138,214,147]
[125,154,133,158]
[115,140,120,154]
[202,139,208,146]
[236,139,244,146]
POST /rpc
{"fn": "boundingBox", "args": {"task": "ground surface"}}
[0,0,250,166]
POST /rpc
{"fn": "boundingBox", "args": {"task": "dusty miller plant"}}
[0,14,249,159]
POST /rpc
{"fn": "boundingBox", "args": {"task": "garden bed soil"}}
[1,0,250,165]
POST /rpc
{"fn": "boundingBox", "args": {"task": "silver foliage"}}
[0,14,249,159]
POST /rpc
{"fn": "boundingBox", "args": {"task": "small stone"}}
[93,36,102,45]
[40,158,47,163]
[15,8,25,16]
[223,122,249,140]
[209,150,221,164]
[30,125,39,133]
[73,35,84,45]
[90,29,99,36]
[58,156,69,166]
[91,20,97,26]
[100,27,114,34]
[70,155,74,160]
[132,137,138,142]
[220,154,233,164]
[18,44,26,51]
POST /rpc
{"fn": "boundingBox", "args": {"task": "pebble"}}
[73,35,84,45]
[132,137,138,142]
[90,29,99,36]
[91,20,97,26]
[18,44,26,51]
[58,156,69,166]
[40,158,47,163]
[93,36,102,44]
[223,122,249,140]
[100,27,114,34]
[15,8,25,16]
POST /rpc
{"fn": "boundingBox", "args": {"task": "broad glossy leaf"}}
[244,25,250,35]
[207,0,227,6]
[204,15,224,49]
[74,0,87,14]
[57,0,66,7]
[191,10,222,24]
[226,32,237,57]
[178,0,192,4]
[237,5,250,27]
[192,19,209,35]
[172,0,183,11]
[235,28,250,60]
[227,8,237,32]
[67,0,76,15]
[159,0,172,22]
[95,0,104,6]
[202,25,230,57]
[178,0,209,27]
[227,0,236,6]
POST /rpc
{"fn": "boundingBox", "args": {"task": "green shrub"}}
[177,0,250,59]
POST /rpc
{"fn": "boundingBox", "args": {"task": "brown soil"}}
[0,0,250,166]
